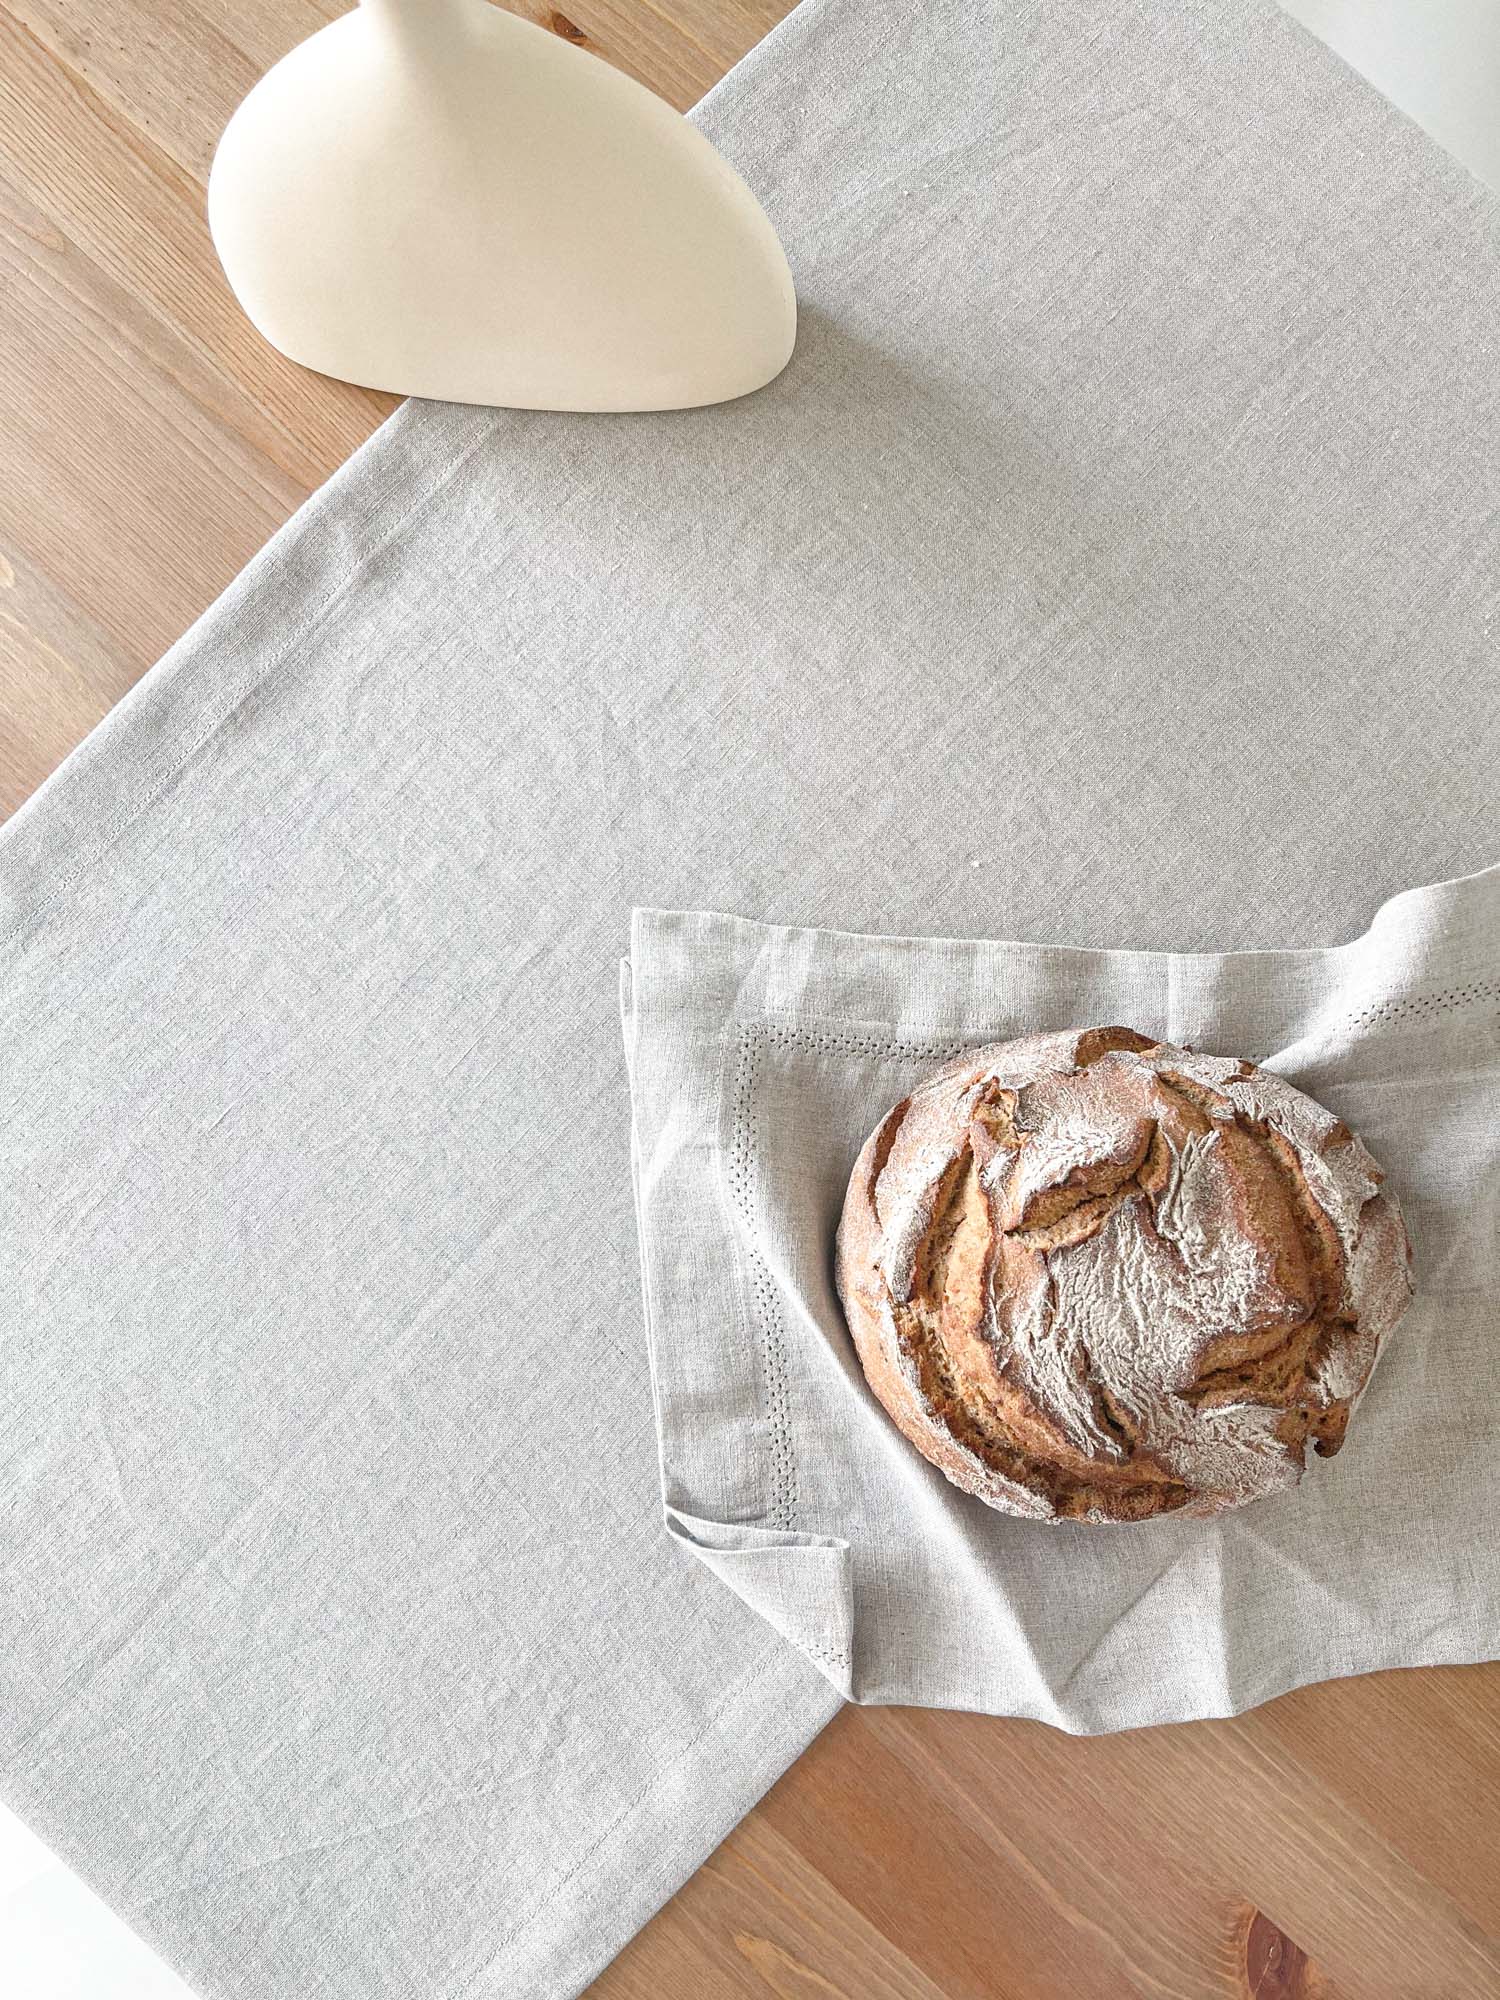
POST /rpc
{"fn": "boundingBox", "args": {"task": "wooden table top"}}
[2,4,1498,1995]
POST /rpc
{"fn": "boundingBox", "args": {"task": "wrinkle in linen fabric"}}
[5,0,1500,1993]
[622,872,1500,1731]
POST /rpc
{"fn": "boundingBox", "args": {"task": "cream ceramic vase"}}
[207,0,797,411]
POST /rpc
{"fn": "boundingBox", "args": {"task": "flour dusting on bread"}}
[835,1027,1413,1523]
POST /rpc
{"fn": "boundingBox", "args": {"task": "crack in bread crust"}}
[834,1026,1414,1524]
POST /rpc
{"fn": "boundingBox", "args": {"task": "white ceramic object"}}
[207,0,797,411]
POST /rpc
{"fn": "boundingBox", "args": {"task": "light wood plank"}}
[592,1812,956,2000]
[0,8,389,484]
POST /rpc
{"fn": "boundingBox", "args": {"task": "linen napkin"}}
[622,869,1500,1730]
[3,0,1500,1993]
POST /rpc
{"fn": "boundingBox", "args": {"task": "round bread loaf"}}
[835,1026,1412,1522]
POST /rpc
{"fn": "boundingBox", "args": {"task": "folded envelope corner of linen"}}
[620,888,1500,1735]
[621,912,859,1701]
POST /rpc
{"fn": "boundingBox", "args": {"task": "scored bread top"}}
[834,1027,1413,1523]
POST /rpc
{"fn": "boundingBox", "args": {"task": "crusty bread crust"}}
[834,1027,1412,1523]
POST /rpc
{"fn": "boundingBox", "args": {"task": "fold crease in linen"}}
[623,870,1500,1730]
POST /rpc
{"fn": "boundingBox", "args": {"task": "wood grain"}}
[2,4,1498,1997]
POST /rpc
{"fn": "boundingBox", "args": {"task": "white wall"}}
[1285,0,1500,188]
